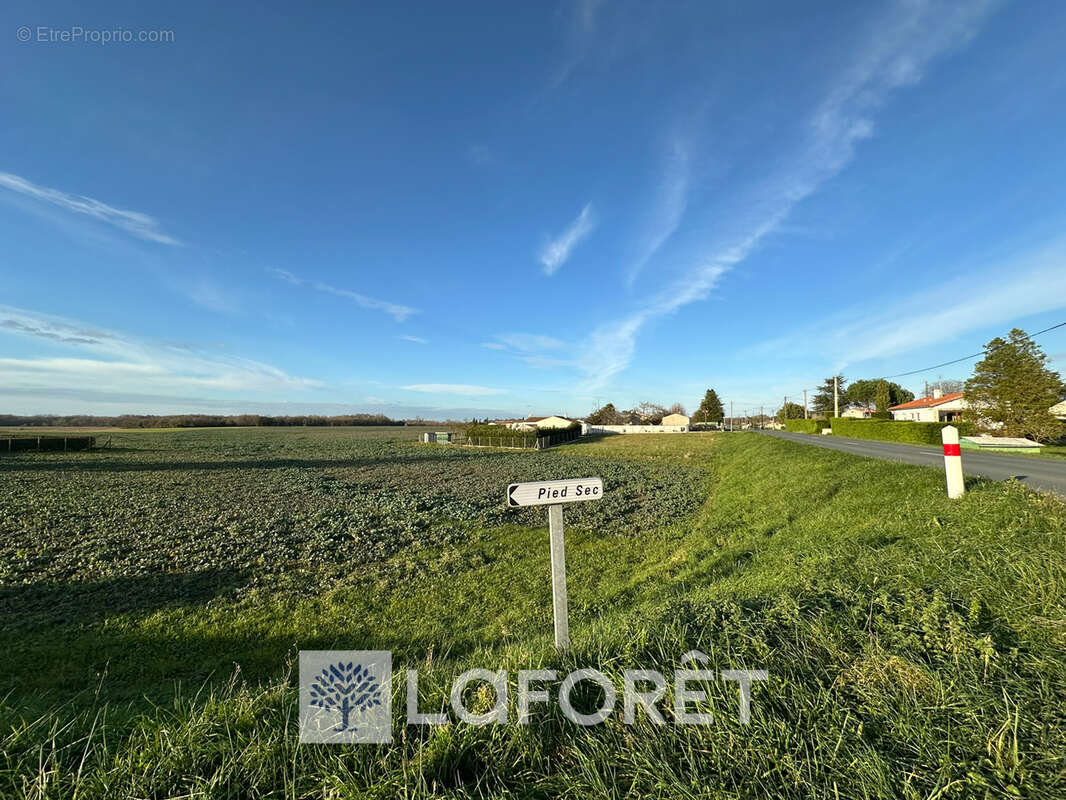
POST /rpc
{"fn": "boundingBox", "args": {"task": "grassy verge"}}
[2,431,1065,798]
[784,424,1066,459]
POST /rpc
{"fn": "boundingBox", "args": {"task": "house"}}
[1052,400,1066,421]
[500,415,576,431]
[661,413,690,429]
[842,407,876,419]
[529,415,576,430]
[889,390,966,422]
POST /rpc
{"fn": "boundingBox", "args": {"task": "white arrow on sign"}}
[506,477,604,508]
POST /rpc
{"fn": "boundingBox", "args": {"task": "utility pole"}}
[833,376,839,419]
[760,405,764,429]
[729,401,733,432]
[803,389,808,419]
[783,396,787,428]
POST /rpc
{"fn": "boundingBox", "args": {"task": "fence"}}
[422,428,583,450]
[582,424,689,435]
[1,435,96,453]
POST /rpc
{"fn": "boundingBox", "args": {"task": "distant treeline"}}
[0,413,407,428]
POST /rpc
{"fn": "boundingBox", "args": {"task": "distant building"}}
[889,390,966,422]
[841,407,876,419]
[529,415,576,430]
[1052,400,1066,420]
[661,413,690,429]
[496,415,576,431]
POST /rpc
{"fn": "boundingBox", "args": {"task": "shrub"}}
[784,419,830,434]
[830,418,972,444]
[463,424,536,443]
[460,422,582,449]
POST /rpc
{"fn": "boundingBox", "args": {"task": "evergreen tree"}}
[811,375,846,418]
[586,403,623,425]
[875,380,892,412]
[965,328,1064,441]
[693,389,725,424]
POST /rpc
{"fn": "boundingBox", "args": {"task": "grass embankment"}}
[1,429,1065,798]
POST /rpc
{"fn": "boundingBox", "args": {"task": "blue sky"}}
[3,0,1066,419]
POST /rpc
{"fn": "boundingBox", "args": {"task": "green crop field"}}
[1,428,1065,798]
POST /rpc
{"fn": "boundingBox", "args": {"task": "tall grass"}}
[2,432,1065,797]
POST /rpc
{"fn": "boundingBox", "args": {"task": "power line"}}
[769,321,1066,415]
[878,321,1066,380]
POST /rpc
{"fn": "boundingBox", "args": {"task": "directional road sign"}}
[505,476,605,651]
[506,477,603,508]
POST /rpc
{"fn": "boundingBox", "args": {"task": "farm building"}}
[889,390,966,422]
[661,413,690,429]
[1052,400,1066,420]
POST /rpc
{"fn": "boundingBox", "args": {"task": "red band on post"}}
[943,444,961,456]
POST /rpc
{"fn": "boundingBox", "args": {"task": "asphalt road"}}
[755,430,1066,496]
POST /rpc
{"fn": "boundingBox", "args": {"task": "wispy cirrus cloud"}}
[752,237,1066,371]
[401,383,505,396]
[540,204,597,275]
[626,139,690,286]
[483,332,575,369]
[398,335,428,344]
[272,268,417,322]
[0,305,323,401]
[579,0,996,390]
[496,333,565,351]
[0,171,180,245]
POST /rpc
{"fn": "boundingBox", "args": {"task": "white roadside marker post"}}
[507,477,604,651]
[941,425,965,499]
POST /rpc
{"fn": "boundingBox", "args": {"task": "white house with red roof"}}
[889,389,966,422]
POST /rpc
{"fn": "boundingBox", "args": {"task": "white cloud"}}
[0,171,179,245]
[483,333,574,368]
[578,0,996,390]
[270,268,417,322]
[185,279,242,314]
[402,383,505,396]
[626,139,690,286]
[398,335,428,344]
[754,238,1066,371]
[0,305,322,399]
[540,204,597,275]
[496,333,566,352]
[518,354,576,369]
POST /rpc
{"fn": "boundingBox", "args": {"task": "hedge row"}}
[463,422,579,442]
[783,419,830,434]
[829,418,972,444]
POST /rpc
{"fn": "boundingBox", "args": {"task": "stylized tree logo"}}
[308,661,383,731]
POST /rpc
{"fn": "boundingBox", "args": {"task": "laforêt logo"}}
[299,651,392,743]
[299,649,767,745]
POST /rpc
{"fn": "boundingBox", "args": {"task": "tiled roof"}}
[888,392,964,411]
